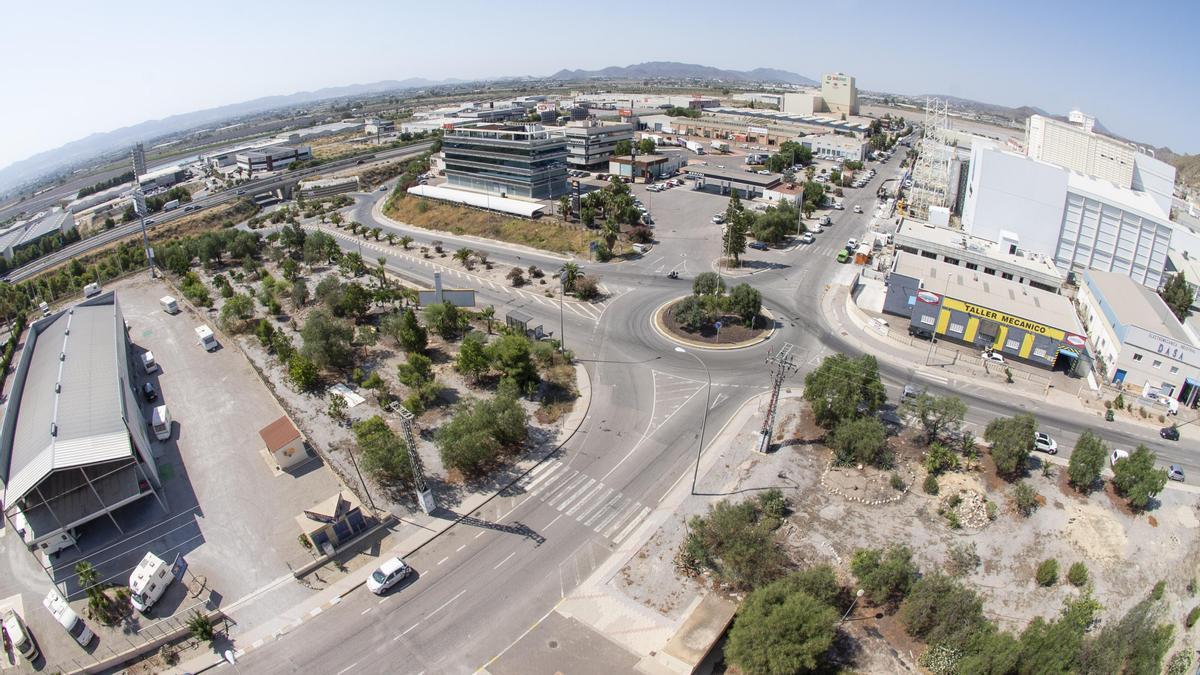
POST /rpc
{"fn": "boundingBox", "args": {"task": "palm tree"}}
[480,305,496,334]
[453,248,474,268]
[804,166,816,182]
[371,227,382,241]
[75,561,101,603]
[560,262,581,293]
[386,233,396,246]
[558,196,571,220]
[399,235,413,250]
[602,219,620,253]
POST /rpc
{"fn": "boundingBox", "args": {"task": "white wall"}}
[961,145,1068,257]
[1132,152,1177,215]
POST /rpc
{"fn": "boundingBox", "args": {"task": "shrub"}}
[829,416,891,468]
[924,442,959,475]
[1186,606,1200,628]
[1013,481,1038,516]
[758,488,787,520]
[1151,580,1167,601]
[946,542,980,577]
[890,473,905,491]
[1067,562,1089,587]
[680,498,787,591]
[725,572,838,675]
[899,574,987,648]
[435,395,528,478]
[924,474,939,495]
[1036,558,1059,586]
[850,545,918,605]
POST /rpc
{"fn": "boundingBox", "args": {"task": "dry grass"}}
[309,131,371,160]
[385,197,596,255]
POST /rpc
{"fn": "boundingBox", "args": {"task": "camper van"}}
[44,590,94,647]
[140,351,158,374]
[160,296,179,314]
[38,301,50,316]
[195,325,217,351]
[2,610,38,661]
[130,552,173,613]
[83,282,101,298]
[150,405,171,441]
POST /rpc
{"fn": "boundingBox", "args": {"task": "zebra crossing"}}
[513,460,652,544]
[309,226,621,321]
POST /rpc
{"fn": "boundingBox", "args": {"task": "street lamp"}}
[840,589,865,623]
[675,347,711,495]
[559,269,568,353]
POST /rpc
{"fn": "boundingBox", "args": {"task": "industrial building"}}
[608,151,687,182]
[782,73,859,117]
[894,220,1064,292]
[1164,249,1200,309]
[364,118,395,135]
[236,145,312,174]
[560,120,634,170]
[442,123,568,199]
[685,165,781,199]
[671,109,871,147]
[0,209,78,264]
[0,292,165,558]
[802,134,868,162]
[883,252,1089,371]
[961,139,1175,289]
[1078,269,1200,405]
[136,165,188,191]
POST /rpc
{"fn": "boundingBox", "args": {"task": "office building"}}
[131,143,146,177]
[560,120,634,170]
[1078,270,1200,405]
[236,145,312,174]
[883,252,1089,372]
[961,141,1174,289]
[893,220,1064,292]
[1,293,165,556]
[442,123,568,199]
[136,165,188,191]
[364,118,395,135]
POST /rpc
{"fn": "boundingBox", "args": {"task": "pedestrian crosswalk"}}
[513,460,652,544]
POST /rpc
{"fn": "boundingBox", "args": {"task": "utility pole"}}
[758,342,799,454]
[392,403,436,514]
[558,268,567,353]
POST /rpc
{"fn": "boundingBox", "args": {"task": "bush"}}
[1152,580,1167,601]
[899,574,987,648]
[924,442,959,475]
[758,488,787,520]
[946,542,980,577]
[725,573,839,675]
[829,416,891,467]
[1186,606,1200,628]
[435,395,528,478]
[573,275,600,300]
[1036,558,1059,586]
[850,545,918,605]
[353,416,412,486]
[673,295,710,331]
[680,498,787,591]
[1013,481,1038,516]
[692,272,725,296]
[1067,562,1089,587]
[924,474,939,495]
[890,473,905,491]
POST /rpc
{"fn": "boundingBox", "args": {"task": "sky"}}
[3,0,1199,172]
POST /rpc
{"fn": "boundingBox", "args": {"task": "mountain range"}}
[548,61,816,86]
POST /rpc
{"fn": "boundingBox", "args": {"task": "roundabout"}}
[651,295,777,351]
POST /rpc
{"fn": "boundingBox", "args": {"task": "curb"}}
[651,297,775,351]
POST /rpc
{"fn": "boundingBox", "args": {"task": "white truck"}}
[710,140,731,154]
[150,404,171,441]
[2,610,38,662]
[130,552,173,613]
[195,325,217,351]
[160,295,179,314]
[685,140,706,154]
[83,282,102,298]
[140,351,158,374]
[163,199,180,211]
[44,590,94,647]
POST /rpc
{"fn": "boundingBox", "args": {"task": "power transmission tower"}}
[390,402,437,514]
[757,342,799,453]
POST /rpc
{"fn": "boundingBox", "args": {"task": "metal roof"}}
[2,293,131,505]
[1084,269,1191,343]
[686,165,782,188]
[406,184,546,218]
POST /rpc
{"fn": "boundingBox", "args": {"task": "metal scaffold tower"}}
[907,98,953,222]
[391,402,437,514]
[757,343,799,453]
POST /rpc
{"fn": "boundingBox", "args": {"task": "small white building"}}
[258,415,307,472]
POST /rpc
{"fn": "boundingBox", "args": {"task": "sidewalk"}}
[159,363,593,675]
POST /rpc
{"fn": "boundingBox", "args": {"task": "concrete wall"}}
[962,145,1068,258]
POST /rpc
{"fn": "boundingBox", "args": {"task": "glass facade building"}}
[443,124,568,199]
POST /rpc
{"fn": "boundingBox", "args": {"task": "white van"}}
[39,301,50,316]
[150,405,171,441]
[44,590,94,647]
[3,610,38,661]
[140,351,158,374]
[195,325,217,351]
[83,282,102,298]
[130,552,173,613]
[160,296,179,314]
[632,243,651,254]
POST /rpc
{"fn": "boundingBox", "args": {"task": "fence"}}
[56,599,222,674]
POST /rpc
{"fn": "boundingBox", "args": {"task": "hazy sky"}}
[3,0,1199,171]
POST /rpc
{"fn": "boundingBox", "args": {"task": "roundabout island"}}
[652,272,776,350]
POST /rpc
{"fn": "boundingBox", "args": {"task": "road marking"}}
[562,479,602,514]
[426,589,467,619]
[596,497,634,535]
[534,467,576,497]
[475,532,484,539]
[574,486,614,521]
[584,492,624,527]
[309,607,322,617]
[493,552,516,569]
[556,477,596,511]
[659,469,689,503]
[337,663,358,675]
[437,556,449,566]
[395,623,420,641]
[521,462,564,493]
[361,608,372,615]
[544,514,564,529]
[479,603,561,671]
[613,507,651,544]
[456,545,466,552]
[546,473,587,505]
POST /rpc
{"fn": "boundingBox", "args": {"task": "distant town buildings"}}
[782,72,859,117]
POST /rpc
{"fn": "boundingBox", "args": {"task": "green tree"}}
[984,414,1037,479]
[728,283,761,326]
[682,499,787,591]
[352,415,412,485]
[1160,272,1193,321]
[290,278,309,307]
[636,138,656,155]
[1067,430,1108,493]
[851,545,919,605]
[435,394,528,477]
[399,235,413,250]
[1079,597,1174,675]
[802,354,887,429]
[382,308,427,353]
[692,272,725,296]
[397,352,433,389]
[287,353,320,391]
[487,333,538,394]
[899,574,988,649]
[456,331,490,383]
[1111,445,1168,510]
[613,139,633,156]
[673,295,710,331]
[218,293,255,333]
[479,305,496,334]
[423,302,465,340]
[300,309,355,369]
[725,575,838,675]
[186,611,216,644]
[1013,480,1039,516]
[900,392,967,445]
[830,416,890,467]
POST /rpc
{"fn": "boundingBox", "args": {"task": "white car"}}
[853,205,863,213]
[367,556,411,595]
[1110,449,1130,466]
[799,232,815,244]
[1034,432,1058,455]
[981,350,1006,364]
[712,214,725,224]
[833,203,844,210]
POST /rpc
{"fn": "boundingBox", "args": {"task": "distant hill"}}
[548,61,816,86]
[1157,148,1200,191]
[0,77,463,195]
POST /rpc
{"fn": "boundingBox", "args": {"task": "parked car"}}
[748,241,769,251]
[903,384,922,399]
[1160,425,1180,441]
[367,556,412,595]
[846,239,857,251]
[799,233,815,244]
[1169,464,1186,482]
[1033,432,1058,454]
[711,214,725,224]
[908,326,933,340]
[141,382,158,402]
[981,350,1005,364]
[836,249,850,263]
[853,205,863,213]
[833,202,845,210]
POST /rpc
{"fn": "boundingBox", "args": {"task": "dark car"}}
[908,326,934,340]
[748,241,769,251]
[1160,425,1180,441]
[142,382,158,402]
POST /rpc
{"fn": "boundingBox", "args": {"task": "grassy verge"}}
[385,196,595,256]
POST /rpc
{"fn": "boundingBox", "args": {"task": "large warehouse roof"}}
[2,294,132,505]
[406,184,546,218]
[1084,270,1190,343]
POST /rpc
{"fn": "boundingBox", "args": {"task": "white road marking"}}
[564,480,604,515]
[556,478,596,511]
[437,556,449,566]
[426,589,467,619]
[544,514,564,529]
[598,498,635,537]
[493,552,516,569]
[475,532,484,539]
[337,663,359,675]
[456,545,466,552]
[361,608,372,616]
[546,473,587,505]
[584,492,624,527]
[574,486,614,521]
[613,506,652,543]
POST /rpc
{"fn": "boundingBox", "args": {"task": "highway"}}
[3,141,433,283]
[217,150,1197,673]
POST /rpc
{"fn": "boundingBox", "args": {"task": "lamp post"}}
[675,347,711,495]
[840,589,865,623]
[559,269,567,353]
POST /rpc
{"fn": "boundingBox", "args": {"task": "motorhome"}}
[150,405,171,441]
[130,552,173,613]
[43,590,94,647]
[195,325,217,351]
[3,610,38,661]
[160,296,179,314]
[83,282,101,298]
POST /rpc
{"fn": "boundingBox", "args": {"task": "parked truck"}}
[710,140,731,154]
[685,140,706,155]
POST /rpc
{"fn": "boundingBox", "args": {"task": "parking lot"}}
[0,274,347,667]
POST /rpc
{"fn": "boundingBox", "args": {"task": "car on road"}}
[846,238,857,251]
[757,170,772,175]
[367,556,412,595]
[903,384,922,399]
[799,232,815,244]
[1169,464,1186,482]
[1160,425,1180,441]
[836,249,850,263]
[142,382,158,402]
[748,241,769,251]
[833,202,844,210]
[981,350,1005,364]
[1034,432,1058,454]
[853,205,863,213]
[711,214,725,224]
